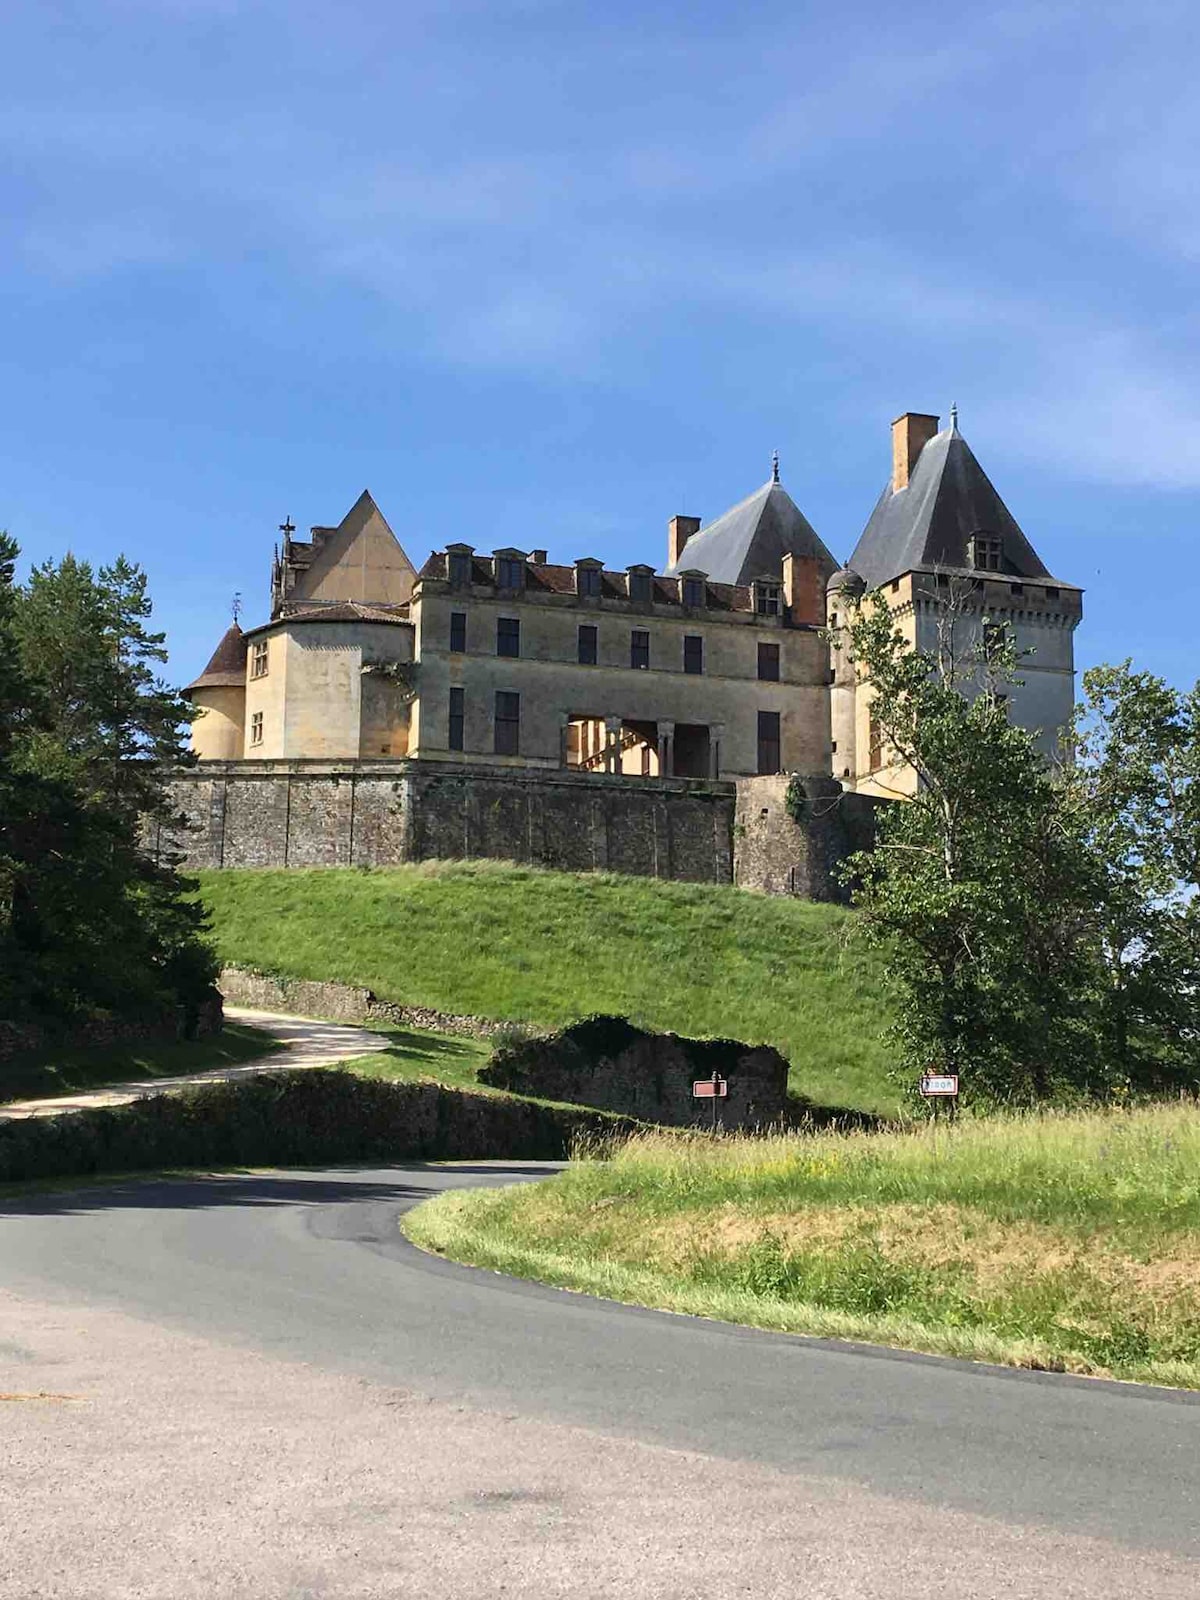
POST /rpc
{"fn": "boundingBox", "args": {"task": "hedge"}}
[0,1069,641,1185]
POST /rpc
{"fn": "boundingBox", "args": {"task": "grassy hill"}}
[197,862,896,1116]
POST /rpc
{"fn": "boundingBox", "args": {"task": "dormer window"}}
[447,547,473,587]
[971,534,1003,573]
[627,566,653,603]
[681,575,705,608]
[753,580,782,617]
[575,560,602,598]
[495,552,525,590]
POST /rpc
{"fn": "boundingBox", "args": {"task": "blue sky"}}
[2,0,1197,688]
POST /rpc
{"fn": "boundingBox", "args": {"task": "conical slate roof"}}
[849,423,1071,591]
[665,477,836,586]
[185,622,247,692]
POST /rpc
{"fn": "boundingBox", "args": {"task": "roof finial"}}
[950,402,959,432]
[231,591,242,624]
[771,449,780,484]
[279,515,295,547]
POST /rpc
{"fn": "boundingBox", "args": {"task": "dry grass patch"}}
[405,1106,1200,1386]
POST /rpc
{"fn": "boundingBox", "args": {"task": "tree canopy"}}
[0,538,216,1028]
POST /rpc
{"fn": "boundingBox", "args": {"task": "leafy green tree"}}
[1073,663,1199,1087]
[836,587,1104,1105]
[0,542,216,1027]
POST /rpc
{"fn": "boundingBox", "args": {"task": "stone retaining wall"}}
[0,991,224,1064]
[219,967,517,1040]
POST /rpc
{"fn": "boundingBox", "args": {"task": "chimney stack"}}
[668,514,701,569]
[891,412,940,493]
[782,552,822,626]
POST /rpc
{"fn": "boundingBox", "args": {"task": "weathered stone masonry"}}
[156,758,879,899]
[157,759,735,883]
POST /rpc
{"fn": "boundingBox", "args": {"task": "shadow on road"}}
[0,1163,560,1219]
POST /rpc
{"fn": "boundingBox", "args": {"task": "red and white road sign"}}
[692,1076,728,1099]
[919,1073,959,1097]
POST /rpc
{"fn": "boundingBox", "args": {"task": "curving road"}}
[2,1162,1199,1598]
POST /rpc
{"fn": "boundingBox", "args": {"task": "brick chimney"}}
[668,514,701,568]
[782,552,822,626]
[891,413,939,492]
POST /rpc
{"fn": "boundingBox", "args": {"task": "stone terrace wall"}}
[219,967,518,1040]
[155,759,736,884]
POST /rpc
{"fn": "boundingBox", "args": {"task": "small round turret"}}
[826,565,865,597]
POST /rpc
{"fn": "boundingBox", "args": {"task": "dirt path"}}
[0,1008,391,1120]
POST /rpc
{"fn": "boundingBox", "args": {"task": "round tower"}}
[185,622,247,760]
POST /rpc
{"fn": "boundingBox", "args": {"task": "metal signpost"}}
[692,1071,728,1131]
[919,1072,959,1119]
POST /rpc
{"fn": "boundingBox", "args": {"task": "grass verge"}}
[339,1029,494,1092]
[403,1105,1200,1388]
[0,1023,282,1105]
[198,861,894,1115]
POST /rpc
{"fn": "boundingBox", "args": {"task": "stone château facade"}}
[179,411,1081,890]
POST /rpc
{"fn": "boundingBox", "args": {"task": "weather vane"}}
[771,449,780,484]
[231,591,242,623]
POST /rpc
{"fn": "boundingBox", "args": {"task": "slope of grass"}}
[405,1105,1200,1388]
[0,1022,281,1105]
[197,862,894,1115]
[340,1028,493,1091]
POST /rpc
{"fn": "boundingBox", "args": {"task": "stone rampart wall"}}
[156,759,736,883]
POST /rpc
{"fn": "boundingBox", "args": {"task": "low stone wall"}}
[0,991,224,1065]
[480,1015,790,1130]
[734,774,882,901]
[219,967,517,1040]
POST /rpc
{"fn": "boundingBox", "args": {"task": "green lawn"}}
[405,1104,1200,1388]
[0,1022,282,1105]
[340,1027,493,1091]
[197,862,895,1115]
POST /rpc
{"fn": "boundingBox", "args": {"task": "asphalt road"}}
[3,1163,1199,1598]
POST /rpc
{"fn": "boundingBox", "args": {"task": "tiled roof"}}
[246,601,412,636]
[185,622,247,692]
[418,554,758,612]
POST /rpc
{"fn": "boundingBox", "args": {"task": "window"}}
[869,710,883,773]
[757,711,781,775]
[682,577,705,608]
[497,616,520,658]
[449,612,467,653]
[628,570,652,603]
[630,629,650,669]
[496,556,524,590]
[972,534,1003,572]
[448,551,472,587]
[578,624,598,665]
[577,565,601,598]
[757,642,780,682]
[494,691,520,756]
[891,578,901,592]
[683,635,703,675]
[754,583,781,616]
[830,612,838,628]
[1046,586,1060,600]
[983,620,1006,661]
[250,711,263,746]
[448,687,465,751]
[250,639,269,679]
[1010,583,1024,596]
